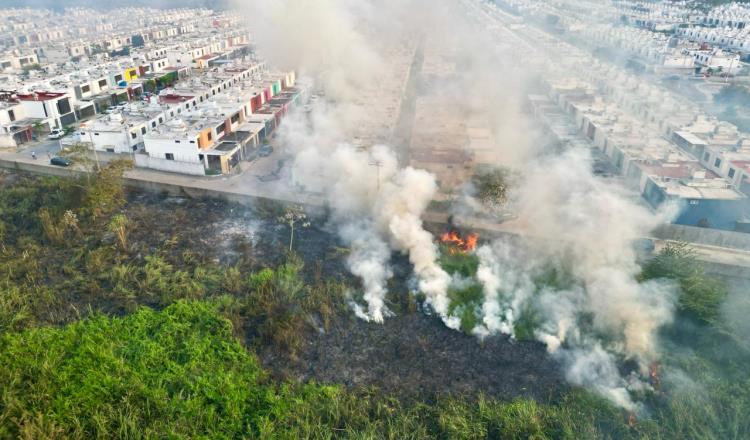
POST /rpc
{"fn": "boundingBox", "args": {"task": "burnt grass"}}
[114,190,567,403]
[263,313,566,403]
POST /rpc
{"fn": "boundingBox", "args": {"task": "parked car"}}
[48,129,65,140]
[257,145,273,157]
[50,156,72,167]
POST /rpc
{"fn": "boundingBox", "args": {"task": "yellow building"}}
[124,67,138,82]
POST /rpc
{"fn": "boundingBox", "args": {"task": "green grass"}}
[439,245,480,277]
[447,282,484,333]
[0,301,274,438]
[0,300,639,439]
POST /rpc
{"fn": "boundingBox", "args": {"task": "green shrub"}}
[641,242,727,324]
[0,301,277,439]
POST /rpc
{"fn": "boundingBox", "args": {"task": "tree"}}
[61,143,98,186]
[472,168,511,210]
[640,242,728,324]
[143,79,157,93]
[278,206,310,252]
[31,121,46,138]
[83,159,133,220]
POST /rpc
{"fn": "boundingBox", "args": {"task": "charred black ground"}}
[126,190,566,402]
[262,313,566,402]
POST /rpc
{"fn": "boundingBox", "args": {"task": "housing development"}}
[0,7,299,176]
[0,1,748,438]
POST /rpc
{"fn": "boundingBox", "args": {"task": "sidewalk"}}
[0,148,324,208]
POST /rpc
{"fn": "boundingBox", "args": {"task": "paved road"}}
[17,138,65,160]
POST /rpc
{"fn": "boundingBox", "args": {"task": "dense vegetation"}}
[0,300,635,439]
[0,168,747,438]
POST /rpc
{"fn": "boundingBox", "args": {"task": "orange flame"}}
[649,362,661,391]
[439,230,479,253]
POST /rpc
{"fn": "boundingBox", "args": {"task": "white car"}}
[47,129,65,140]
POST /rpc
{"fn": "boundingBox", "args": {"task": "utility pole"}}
[87,126,101,171]
[369,159,382,191]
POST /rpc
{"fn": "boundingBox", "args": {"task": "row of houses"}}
[538,72,750,232]
[481,0,750,232]
[0,7,249,72]
[0,21,252,148]
[0,7,213,52]
[76,62,301,176]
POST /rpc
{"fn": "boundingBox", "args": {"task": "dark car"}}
[257,145,273,157]
[50,156,72,167]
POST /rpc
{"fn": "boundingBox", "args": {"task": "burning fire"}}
[440,230,479,253]
[649,362,661,391]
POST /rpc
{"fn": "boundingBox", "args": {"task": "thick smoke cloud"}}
[293,140,459,327]
[235,0,679,409]
[470,149,678,409]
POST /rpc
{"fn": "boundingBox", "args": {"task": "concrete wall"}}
[653,223,750,251]
[0,157,319,213]
[134,154,205,176]
[92,130,132,153]
[144,137,201,163]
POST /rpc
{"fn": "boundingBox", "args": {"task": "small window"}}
[189,140,195,143]
[8,109,15,122]
[152,121,156,128]
[131,132,137,139]
[175,140,181,143]
[714,158,722,168]
[728,168,736,178]
[95,133,100,136]
[159,117,164,123]
[703,152,710,162]
[141,127,146,134]
[166,153,174,160]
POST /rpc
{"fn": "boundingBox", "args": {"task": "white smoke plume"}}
[469,149,678,409]
[292,141,458,327]
[235,0,680,409]
[340,221,392,323]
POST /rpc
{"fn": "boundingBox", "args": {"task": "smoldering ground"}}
[229,0,745,413]
[119,189,569,402]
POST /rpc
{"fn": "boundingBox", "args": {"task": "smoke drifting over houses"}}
[235,0,683,409]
